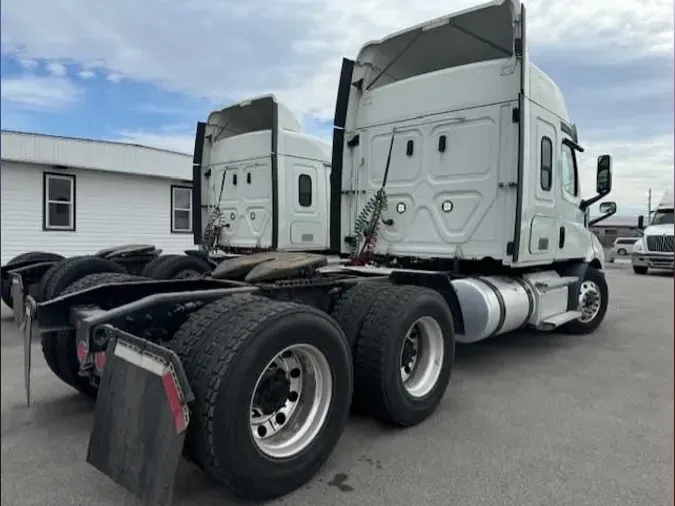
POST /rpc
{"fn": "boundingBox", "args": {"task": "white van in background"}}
[611,237,638,256]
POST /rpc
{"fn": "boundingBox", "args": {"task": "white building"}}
[1,130,197,265]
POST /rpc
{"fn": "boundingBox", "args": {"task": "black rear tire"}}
[617,248,627,256]
[168,294,260,371]
[175,296,352,501]
[1,252,65,307]
[140,254,179,277]
[353,285,455,427]
[42,272,142,399]
[148,255,211,280]
[40,256,126,301]
[330,280,392,350]
[633,265,648,275]
[562,266,609,334]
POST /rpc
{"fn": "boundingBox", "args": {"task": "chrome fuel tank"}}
[451,276,533,343]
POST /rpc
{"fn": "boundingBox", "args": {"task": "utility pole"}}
[647,188,652,217]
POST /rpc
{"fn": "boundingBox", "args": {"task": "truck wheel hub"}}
[254,369,291,415]
[250,344,333,459]
[579,280,601,322]
[398,317,444,398]
[401,336,418,374]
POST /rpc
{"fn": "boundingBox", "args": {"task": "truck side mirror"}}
[596,155,612,195]
[587,200,617,227]
[637,215,645,230]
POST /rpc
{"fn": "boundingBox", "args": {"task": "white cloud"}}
[106,72,122,82]
[136,104,198,115]
[46,61,67,77]
[18,58,38,69]
[579,133,673,208]
[77,69,96,79]
[0,76,81,110]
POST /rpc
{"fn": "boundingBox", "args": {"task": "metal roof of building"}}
[0,130,191,181]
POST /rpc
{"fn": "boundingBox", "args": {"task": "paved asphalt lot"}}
[1,265,672,506]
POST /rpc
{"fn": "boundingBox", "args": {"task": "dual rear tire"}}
[38,257,146,399]
[172,283,455,500]
[331,283,455,426]
[171,295,353,500]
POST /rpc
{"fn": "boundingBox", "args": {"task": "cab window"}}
[540,137,552,191]
[560,143,578,197]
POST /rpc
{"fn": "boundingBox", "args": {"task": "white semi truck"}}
[8,0,618,504]
[632,187,674,273]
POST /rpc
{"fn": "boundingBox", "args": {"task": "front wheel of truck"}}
[562,266,609,335]
[179,297,353,501]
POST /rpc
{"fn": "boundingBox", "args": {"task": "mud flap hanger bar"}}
[78,286,260,354]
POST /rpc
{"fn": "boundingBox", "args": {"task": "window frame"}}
[171,185,193,234]
[560,142,580,198]
[540,136,553,191]
[43,171,76,231]
[298,174,312,208]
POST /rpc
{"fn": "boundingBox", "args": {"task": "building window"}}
[171,186,193,233]
[43,172,76,231]
[298,174,312,207]
[560,143,579,197]
[540,137,552,191]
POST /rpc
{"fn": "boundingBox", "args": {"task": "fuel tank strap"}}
[477,277,506,337]
[511,276,535,328]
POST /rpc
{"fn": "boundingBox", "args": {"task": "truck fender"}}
[585,234,605,270]
[558,261,605,312]
[387,270,465,335]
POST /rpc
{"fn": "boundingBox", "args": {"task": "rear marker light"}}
[94,352,106,371]
[76,341,88,363]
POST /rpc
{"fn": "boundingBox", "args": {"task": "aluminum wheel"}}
[578,280,602,323]
[250,344,332,459]
[398,316,444,398]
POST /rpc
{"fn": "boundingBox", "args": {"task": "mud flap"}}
[87,327,194,506]
[11,273,26,329]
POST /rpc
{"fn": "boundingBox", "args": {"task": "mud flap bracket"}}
[86,327,193,506]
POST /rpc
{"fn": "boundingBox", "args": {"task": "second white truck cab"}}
[193,95,332,253]
[633,187,674,273]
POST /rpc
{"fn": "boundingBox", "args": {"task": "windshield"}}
[651,209,674,225]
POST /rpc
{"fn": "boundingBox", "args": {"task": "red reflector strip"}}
[162,372,187,433]
[76,341,88,363]
[94,352,106,371]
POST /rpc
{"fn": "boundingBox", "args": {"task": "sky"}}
[1,0,673,216]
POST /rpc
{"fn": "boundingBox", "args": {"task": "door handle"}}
[559,226,566,248]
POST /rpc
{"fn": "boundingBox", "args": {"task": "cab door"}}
[554,138,587,260]
[522,103,560,262]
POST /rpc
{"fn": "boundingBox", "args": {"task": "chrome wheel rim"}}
[578,280,602,323]
[399,316,444,398]
[250,344,332,459]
